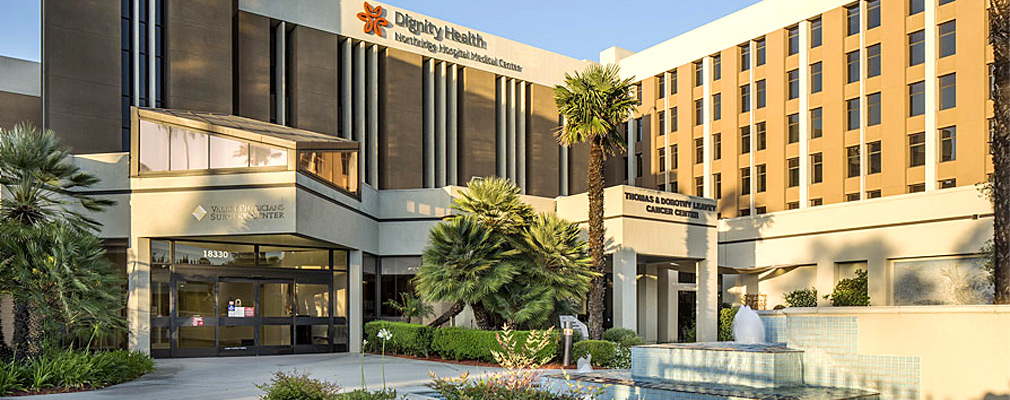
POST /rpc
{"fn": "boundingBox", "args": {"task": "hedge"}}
[364,320,434,357]
[571,340,618,368]
[431,327,559,363]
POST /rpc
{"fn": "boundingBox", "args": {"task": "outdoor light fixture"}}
[562,321,573,367]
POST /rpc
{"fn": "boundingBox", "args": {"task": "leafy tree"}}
[414,215,518,330]
[554,64,639,339]
[986,1,1010,303]
[383,292,433,324]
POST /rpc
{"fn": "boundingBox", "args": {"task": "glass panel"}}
[334,250,348,271]
[173,241,256,266]
[261,325,292,346]
[152,240,171,263]
[295,284,329,317]
[177,281,214,317]
[210,135,250,169]
[219,281,255,317]
[178,326,215,348]
[151,264,170,317]
[894,257,992,305]
[152,326,170,350]
[261,282,293,317]
[259,247,329,270]
[139,120,170,172]
[219,326,255,348]
[170,127,209,171]
[250,144,287,167]
[298,150,359,194]
[295,325,330,346]
[333,271,348,318]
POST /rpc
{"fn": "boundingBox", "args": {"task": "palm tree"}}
[991,0,1010,304]
[451,176,534,237]
[554,64,639,338]
[414,215,519,329]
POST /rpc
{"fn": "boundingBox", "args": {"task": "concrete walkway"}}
[11,354,503,400]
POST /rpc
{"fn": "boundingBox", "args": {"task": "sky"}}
[0,0,762,63]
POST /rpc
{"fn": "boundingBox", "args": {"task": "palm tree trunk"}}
[991,0,1010,304]
[428,300,465,327]
[12,300,33,358]
[586,142,607,339]
[469,302,495,330]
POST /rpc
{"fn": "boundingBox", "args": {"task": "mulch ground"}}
[7,385,97,396]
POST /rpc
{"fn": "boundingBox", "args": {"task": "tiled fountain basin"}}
[630,343,804,389]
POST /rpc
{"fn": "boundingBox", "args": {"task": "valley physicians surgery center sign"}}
[356,2,524,72]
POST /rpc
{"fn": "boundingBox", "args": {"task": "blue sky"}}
[0,0,762,62]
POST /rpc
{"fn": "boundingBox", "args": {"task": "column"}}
[924,0,938,190]
[275,22,287,125]
[657,269,678,343]
[518,83,527,193]
[663,71,672,190]
[867,257,889,306]
[354,42,366,180]
[341,39,353,140]
[858,0,868,199]
[639,265,658,343]
[815,259,835,307]
[423,59,435,188]
[695,246,719,342]
[131,0,140,106]
[147,0,155,106]
[747,41,756,213]
[612,248,638,331]
[127,237,151,354]
[560,141,569,196]
[798,20,811,207]
[496,77,507,177]
[702,57,713,197]
[349,250,363,353]
[435,62,447,187]
[506,79,517,182]
[367,45,379,187]
[626,119,636,184]
[447,64,459,185]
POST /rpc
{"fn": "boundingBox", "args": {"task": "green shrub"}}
[428,373,598,400]
[717,306,739,342]
[601,328,643,347]
[571,340,618,368]
[784,287,819,307]
[431,327,557,363]
[829,269,870,307]
[335,389,401,400]
[364,321,434,357]
[0,358,24,395]
[256,370,341,400]
[0,350,152,396]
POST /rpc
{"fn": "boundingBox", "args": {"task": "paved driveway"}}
[13,354,502,400]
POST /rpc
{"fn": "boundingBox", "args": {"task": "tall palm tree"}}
[414,215,519,329]
[554,64,639,338]
[990,0,1010,304]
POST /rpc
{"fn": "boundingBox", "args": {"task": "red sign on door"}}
[244,307,255,318]
[192,316,204,326]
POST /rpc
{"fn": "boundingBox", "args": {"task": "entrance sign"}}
[621,187,718,225]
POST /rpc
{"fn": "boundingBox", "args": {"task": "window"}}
[846,193,861,202]
[811,108,823,138]
[788,157,800,187]
[672,144,679,168]
[657,75,665,99]
[867,0,881,29]
[635,153,643,178]
[940,126,957,162]
[756,207,766,215]
[787,70,799,99]
[658,148,666,172]
[868,141,881,174]
[740,44,751,71]
[694,61,704,86]
[787,26,799,55]
[847,3,860,36]
[847,145,861,178]
[909,132,926,167]
[939,0,955,5]
[298,149,359,194]
[695,138,704,164]
[810,198,823,206]
[635,83,642,103]
[811,62,823,93]
[756,122,767,151]
[847,51,860,83]
[713,93,722,120]
[940,73,956,110]
[714,173,722,199]
[713,54,722,80]
[671,180,679,193]
[741,167,751,195]
[635,117,643,142]
[939,21,956,58]
[909,81,926,116]
[910,0,924,15]
[811,17,823,48]
[909,30,925,66]
[787,114,800,143]
[740,126,751,154]
[756,38,766,66]
[811,152,823,183]
[847,98,860,130]
[757,80,767,108]
[756,164,767,192]
[867,92,881,126]
[695,99,704,125]
[867,44,881,77]
[939,178,957,189]
[740,85,751,112]
[658,112,665,136]
[739,208,751,217]
[713,133,722,160]
[867,190,882,198]
[787,201,800,210]
[908,183,926,193]
[671,70,678,95]
[671,107,678,132]
[695,176,705,196]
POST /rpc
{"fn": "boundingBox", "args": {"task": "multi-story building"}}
[0,0,997,373]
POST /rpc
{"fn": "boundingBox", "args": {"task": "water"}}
[731,305,766,344]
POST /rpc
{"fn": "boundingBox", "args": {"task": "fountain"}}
[543,306,880,399]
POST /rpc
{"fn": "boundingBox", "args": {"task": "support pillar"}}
[657,269,678,343]
[127,237,151,354]
[638,265,658,343]
[867,257,888,306]
[696,255,719,341]
[349,250,363,353]
[613,248,638,331]
[816,259,835,307]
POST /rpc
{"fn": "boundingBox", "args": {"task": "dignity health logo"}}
[358,2,390,36]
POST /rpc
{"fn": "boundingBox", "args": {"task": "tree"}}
[989,0,1010,304]
[383,292,433,324]
[414,215,518,329]
[451,176,534,237]
[554,64,639,338]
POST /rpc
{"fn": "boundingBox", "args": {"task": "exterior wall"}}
[380,48,424,189]
[43,0,121,153]
[165,0,233,113]
[234,11,271,121]
[526,83,560,197]
[0,91,42,129]
[459,68,496,183]
[289,26,339,136]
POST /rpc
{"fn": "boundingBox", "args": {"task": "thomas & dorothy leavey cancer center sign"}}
[624,191,717,221]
